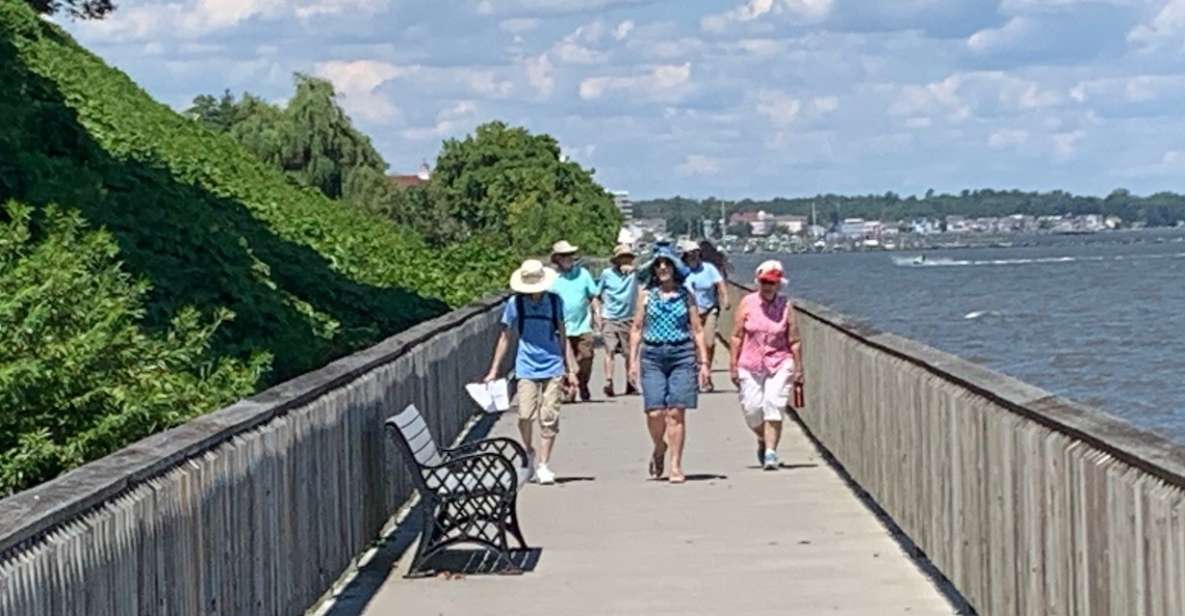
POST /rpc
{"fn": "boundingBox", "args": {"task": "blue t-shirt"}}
[501,294,565,380]
[598,268,637,321]
[684,262,723,311]
[551,266,598,336]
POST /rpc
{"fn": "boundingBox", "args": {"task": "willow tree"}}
[187,75,388,202]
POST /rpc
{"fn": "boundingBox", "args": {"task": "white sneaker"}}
[535,464,556,485]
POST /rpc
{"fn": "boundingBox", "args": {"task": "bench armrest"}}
[444,438,529,470]
[421,452,519,498]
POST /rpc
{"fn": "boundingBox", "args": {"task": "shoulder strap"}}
[549,293,561,335]
[515,294,525,333]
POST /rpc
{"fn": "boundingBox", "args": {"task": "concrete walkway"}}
[344,362,962,615]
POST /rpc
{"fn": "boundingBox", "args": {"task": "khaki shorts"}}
[601,319,632,355]
[518,377,563,437]
[700,310,718,348]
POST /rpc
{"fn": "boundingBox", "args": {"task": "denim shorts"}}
[640,341,698,411]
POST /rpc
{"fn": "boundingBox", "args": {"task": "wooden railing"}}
[720,281,1185,616]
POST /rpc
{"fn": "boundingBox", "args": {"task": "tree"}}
[25,0,113,19]
[187,75,388,202]
[430,122,621,255]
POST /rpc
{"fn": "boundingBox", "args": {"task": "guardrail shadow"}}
[322,412,543,615]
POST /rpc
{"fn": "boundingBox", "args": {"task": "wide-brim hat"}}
[638,247,689,286]
[551,240,579,256]
[611,244,636,261]
[677,238,702,254]
[510,259,558,294]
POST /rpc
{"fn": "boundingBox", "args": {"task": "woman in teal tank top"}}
[628,247,710,484]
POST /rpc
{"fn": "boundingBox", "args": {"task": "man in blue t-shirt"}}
[597,243,638,397]
[680,239,731,392]
[549,240,601,402]
[485,259,579,485]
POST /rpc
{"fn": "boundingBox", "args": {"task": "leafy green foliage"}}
[24,0,112,19]
[0,202,266,495]
[187,76,389,202]
[428,122,622,255]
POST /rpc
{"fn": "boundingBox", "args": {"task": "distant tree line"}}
[637,189,1185,234]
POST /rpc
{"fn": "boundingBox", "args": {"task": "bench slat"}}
[391,405,442,466]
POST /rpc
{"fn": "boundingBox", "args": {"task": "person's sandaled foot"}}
[668,472,686,484]
[603,381,615,398]
[649,446,666,479]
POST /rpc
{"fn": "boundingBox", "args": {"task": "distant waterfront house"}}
[389,162,432,189]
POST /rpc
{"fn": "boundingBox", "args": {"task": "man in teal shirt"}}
[550,240,601,402]
[597,244,638,397]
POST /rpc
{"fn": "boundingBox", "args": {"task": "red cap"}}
[756,259,784,283]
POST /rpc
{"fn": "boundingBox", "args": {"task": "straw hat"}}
[509,259,558,294]
[611,244,636,261]
[551,240,579,256]
[677,238,701,254]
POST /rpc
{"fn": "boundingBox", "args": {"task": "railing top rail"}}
[726,280,1185,489]
[0,293,510,555]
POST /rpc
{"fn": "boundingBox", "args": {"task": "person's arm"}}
[687,296,711,386]
[786,299,803,383]
[559,321,580,389]
[729,299,748,385]
[716,279,731,311]
[628,291,647,387]
[484,327,512,382]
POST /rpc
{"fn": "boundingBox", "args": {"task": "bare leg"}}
[646,411,666,477]
[666,408,687,482]
[518,419,534,456]
[602,348,616,396]
[539,434,556,465]
[763,420,783,452]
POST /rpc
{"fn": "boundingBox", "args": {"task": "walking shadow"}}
[553,476,596,485]
[679,473,729,482]
[746,463,820,471]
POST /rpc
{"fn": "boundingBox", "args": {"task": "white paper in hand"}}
[466,379,510,413]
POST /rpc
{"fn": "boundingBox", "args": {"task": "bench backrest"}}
[386,404,444,468]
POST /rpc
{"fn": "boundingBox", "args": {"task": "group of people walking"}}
[484,239,803,485]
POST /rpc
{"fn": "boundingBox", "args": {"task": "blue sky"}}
[61,0,1185,200]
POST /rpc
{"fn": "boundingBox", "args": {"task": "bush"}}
[0,202,267,494]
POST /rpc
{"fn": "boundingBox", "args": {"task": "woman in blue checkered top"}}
[628,246,711,484]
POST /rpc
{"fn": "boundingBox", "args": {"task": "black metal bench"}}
[385,404,532,577]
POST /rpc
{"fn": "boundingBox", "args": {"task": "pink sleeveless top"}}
[737,292,792,375]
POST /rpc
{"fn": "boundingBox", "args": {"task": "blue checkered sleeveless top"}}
[643,287,692,344]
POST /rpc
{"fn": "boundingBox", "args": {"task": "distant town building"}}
[840,218,866,238]
[774,215,807,234]
[389,161,432,189]
[612,190,634,223]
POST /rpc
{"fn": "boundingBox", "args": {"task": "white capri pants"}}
[737,361,795,429]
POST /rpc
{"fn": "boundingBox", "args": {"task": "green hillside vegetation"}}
[0,0,618,494]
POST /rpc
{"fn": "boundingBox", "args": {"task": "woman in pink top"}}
[728,260,803,470]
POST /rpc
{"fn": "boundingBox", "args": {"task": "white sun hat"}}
[509,259,559,294]
[755,259,787,285]
[551,240,579,255]
[677,238,701,254]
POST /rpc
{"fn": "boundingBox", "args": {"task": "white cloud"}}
[755,90,802,127]
[579,63,693,100]
[813,95,840,113]
[905,117,933,129]
[1130,0,1185,47]
[1071,75,1185,105]
[314,59,408,122]
[74,0,389,41]
[967,16,1036,54]
[988,128,1029,148]
[500,18,542,33]
[678,154,723,176]
[615,20,636,40]
[702,0,832,32]
[401,100,479,141]
[889,72,1061,123]
[524,53,556,97]
[1052,129,1085,160]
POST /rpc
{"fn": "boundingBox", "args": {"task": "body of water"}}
[731,230,1185,441]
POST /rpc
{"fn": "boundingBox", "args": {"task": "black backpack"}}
[515,293,562,337]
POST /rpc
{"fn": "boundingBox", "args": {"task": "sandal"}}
[603,381,615,398]
[668,473,686,484]
[649,446,666,479]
